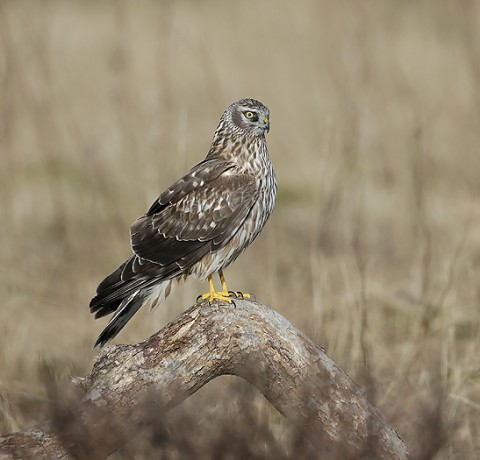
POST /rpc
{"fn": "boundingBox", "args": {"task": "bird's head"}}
[223,98,270,137]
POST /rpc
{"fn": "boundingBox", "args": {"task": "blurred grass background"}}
[1,0,480,457]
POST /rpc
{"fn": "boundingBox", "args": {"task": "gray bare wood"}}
[0,299,408,459]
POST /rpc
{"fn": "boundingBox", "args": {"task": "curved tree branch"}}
[0,299,408,459]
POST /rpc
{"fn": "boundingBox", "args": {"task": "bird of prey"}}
[90,98,277,347]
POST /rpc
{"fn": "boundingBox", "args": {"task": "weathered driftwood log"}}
[0,299,408,459]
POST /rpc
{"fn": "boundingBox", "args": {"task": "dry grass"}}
[1,0,480,457]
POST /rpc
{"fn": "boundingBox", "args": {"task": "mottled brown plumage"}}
[90,99,277,347]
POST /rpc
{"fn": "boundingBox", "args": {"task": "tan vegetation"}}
[1,0,479,457]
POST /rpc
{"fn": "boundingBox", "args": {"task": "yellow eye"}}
[245,111,255,119]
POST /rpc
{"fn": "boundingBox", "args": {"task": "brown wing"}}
[146,158,235,216]
[90,160,258,318]
[130,171,258,272]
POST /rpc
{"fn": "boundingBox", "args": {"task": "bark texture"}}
[0,299,408,459]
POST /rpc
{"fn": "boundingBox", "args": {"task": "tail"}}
[90,257,170,347]
[94,290,144,348]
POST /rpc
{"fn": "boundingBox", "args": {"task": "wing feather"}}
[91,159,258,319]
[130,170,258,269]
[146,158,235,215]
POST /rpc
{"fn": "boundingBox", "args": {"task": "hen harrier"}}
[90,98,277,347]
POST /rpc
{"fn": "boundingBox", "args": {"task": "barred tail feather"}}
[94,291,144,348]
[94,280,171,348]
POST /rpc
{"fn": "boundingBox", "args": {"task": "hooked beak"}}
[263,116,270,133]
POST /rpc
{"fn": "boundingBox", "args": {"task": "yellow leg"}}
[219,270,228,292]
[219,270,251,299]
[199,274,233,303]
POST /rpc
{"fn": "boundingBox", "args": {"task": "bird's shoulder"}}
[129,160,259,265]
[130,157,258,241]
[146,158,238,216]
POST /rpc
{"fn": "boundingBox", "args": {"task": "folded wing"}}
[90,159,258,318]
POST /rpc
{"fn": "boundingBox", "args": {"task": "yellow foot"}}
[228,291,253,299]
[196,273,254,304]
[198,290,233,304]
